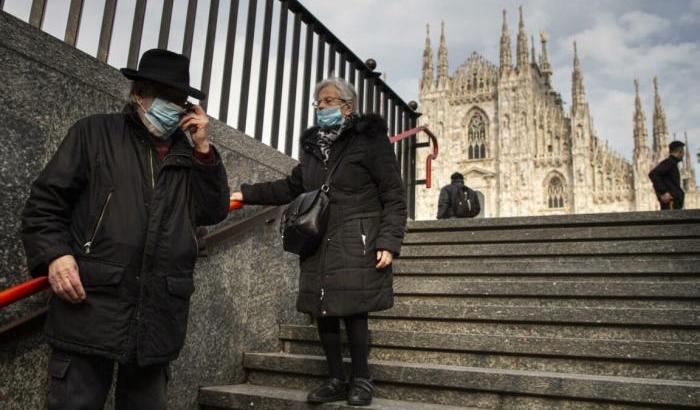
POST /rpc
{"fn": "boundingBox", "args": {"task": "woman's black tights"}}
[316,313,370,380]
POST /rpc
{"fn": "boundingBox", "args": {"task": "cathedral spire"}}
[499,9,512,73]
[437,21,449,86]
[421,24,434,90]
[652,76,669,159]
[539,31,552,82]
[683,131,697,188]
[516,6,529,69]
[571,41,586,113]
[531,35,537,65]
[633,79,650,158]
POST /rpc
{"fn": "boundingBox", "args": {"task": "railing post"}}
[29,0,46,28]
[182,0,198,58]
[97,0,118,63]
[382,90,389,121]
[365,74,374,113]
[127,0,147,69]
[374,84,382,116]
[299,23,314,134]
[64,0,84,46]
[348,60,356,88]
[338,52,346,79]
[402,112,410,212]
[158,0,174,49]
[200,0,220,109]
[218,0,240,123]
[408,113,418,219]
[327,43,335,77]
[270,0,289,150]
[254,0,274,140]
[315,32,325,83]
[284,12,302,156]
[237,0,259,132]
[357,69,365,113]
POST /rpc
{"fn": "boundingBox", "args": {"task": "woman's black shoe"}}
[307,378,348,403]
[347,377,374,406]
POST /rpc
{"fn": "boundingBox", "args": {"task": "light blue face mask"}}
[316,106,344,128]
[140,98,185,139]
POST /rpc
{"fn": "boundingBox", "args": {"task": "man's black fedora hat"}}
[120,49,205,100]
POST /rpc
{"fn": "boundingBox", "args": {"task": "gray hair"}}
[313,77,357,112]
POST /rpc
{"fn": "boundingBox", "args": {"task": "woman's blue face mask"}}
[316,106,344,128]
[139,98,185,139]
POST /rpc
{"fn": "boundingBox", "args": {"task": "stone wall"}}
[0,11,304,409]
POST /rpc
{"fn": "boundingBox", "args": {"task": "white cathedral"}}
[415,7,699,219]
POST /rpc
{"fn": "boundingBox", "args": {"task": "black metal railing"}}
[2,0,420,217]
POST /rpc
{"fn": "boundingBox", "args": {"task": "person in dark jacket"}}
[437,172,480,218]
[649,140,685,210]
[20,49,230,410]
[231,77,407,406]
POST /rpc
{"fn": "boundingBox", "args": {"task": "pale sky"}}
[4,0,699,180]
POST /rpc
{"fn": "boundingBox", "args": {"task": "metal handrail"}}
[390,126,439,188]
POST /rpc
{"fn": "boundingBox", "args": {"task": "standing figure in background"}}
[437,172,481,219]
[649,141,685,210]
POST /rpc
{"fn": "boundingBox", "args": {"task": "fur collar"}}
[301,113,388,146]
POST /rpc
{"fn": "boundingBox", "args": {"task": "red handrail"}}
[389,126,439,188]
[0,276,49,308]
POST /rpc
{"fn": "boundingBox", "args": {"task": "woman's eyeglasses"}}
[312,97,347,108]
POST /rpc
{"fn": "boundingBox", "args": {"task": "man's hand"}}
[231,192,243,202]
[179,104,210,154]
[660,192,673,204]
[376,250,393,269]
[48,255,85,303]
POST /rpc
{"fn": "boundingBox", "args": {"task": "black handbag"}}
[280,139,352,256]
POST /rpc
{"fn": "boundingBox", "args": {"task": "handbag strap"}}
[320,135,355,193]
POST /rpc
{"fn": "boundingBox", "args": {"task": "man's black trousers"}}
[47,348,168,410]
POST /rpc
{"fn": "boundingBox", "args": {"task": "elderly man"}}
[21,49,229,409]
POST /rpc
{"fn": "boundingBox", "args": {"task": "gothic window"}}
[467,112,487,159]
[547,177,565,208]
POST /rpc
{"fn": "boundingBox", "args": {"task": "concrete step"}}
[369,318,698,342]
[398,239,700,258]
[391,296,696,310]
[243,352,700,408]
[372,302,699,327]
[394,277,700,298]
[280,326,699,380]
[279,325,700,364]
[198,384,475,410]
[403,223,700,245]
[406,210,700,232]
[392,255,700,275]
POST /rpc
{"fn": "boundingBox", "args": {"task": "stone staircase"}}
[199,210,700,409]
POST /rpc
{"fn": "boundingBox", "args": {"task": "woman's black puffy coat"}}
[241,114,407,317]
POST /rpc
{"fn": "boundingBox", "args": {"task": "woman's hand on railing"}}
[229,192,244,211]
[48,255,85,303]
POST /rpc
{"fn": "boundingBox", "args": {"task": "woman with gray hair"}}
[232,77,407,406]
